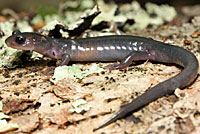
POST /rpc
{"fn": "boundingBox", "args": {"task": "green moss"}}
[51,64,104,83]
[36,7,58,19]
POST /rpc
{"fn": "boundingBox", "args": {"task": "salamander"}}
[5,30,199,131]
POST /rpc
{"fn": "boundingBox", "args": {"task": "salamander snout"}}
[5,30,35,51]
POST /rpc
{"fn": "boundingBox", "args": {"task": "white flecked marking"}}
[139,46,142,51]
[85,47,90,51]
[110,46,115,50]
[133,47,138,51]
[71,45,76,50]
[122,46,126,50]
[104,46,109,50]
[78,46,85,51]
[116,46,121,50]
[71,40,76,44]
[132,42,137,46]
[97,46,104,51]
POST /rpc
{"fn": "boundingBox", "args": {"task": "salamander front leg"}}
[59,54,70,66]
[47,54,70,75]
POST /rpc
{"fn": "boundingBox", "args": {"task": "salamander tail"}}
[93,109,125,131]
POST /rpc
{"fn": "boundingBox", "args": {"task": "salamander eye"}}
[12,30,21,35]
[15,35,26,44]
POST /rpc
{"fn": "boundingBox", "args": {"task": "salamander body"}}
[5,30,199,130]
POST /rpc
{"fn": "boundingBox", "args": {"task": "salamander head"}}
[5,30,49,51]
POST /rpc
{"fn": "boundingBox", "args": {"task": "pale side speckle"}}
[122,46,126,50]
[78,46,85,51]
[116,46,121,50]
[132,42,137,46]
[64,44,68,47]
[24,40,30,46]
[133,47,138,51]
[104,46,110,50]
[128,47,132,51]
[97,46,104,51]
[110,46,115,50]
[85,47,90,51]
[71,45,76,50]
[71,40,76,44]
[139,46,142,51]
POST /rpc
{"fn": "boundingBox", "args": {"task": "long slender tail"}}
[94,44,199,131]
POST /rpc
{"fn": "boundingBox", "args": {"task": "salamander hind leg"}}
[104,52,136,70]
[104,52,149,70]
